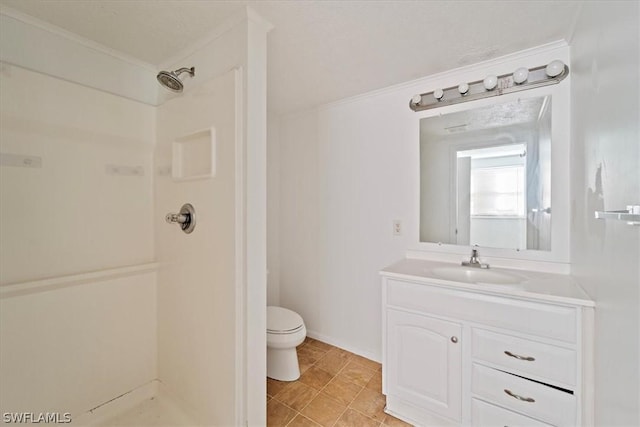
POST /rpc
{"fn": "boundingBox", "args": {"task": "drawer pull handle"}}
[504,389,536,403]
[504,350,535,361]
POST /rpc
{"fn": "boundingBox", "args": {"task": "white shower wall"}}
[0,65,157,416]
[0,65,155,283]
[0,8,270,425]
[155,69,239,426]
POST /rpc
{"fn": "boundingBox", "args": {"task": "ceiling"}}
[0,1,583,115]
[421,96,545,138]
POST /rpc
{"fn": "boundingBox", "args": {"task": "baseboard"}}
[305,330,381,363]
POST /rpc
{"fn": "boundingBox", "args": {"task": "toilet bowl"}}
[267,306,306,381]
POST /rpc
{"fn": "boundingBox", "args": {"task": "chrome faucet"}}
[462,247,490,269]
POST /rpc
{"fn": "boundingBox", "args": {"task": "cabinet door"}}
[386,309,462,421]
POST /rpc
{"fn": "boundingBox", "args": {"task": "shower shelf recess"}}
[172,127,216,181]
[594,209,640,226]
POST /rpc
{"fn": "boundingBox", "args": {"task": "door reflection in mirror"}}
[419,96,551,251]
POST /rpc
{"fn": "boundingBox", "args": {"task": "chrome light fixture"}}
[545,60,565,77]
[513,67,529,84]
[409,60,568,112]
[483,75,498,90]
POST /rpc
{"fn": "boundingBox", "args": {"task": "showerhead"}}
[157,67,195,93]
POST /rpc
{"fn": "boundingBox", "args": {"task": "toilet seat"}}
[267,306,304,334]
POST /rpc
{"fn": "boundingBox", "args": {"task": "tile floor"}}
[267,338,413,427]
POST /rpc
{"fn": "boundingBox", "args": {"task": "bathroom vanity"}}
[380,258,594,427]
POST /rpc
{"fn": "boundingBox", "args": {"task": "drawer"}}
[472,328,577,387]
[385,279,577,343]
[472,398,553,427]
[472,364,576,426]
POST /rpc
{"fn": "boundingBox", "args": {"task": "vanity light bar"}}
[410,61,569,112]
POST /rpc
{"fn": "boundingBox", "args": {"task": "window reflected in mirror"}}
[419,96,551,251]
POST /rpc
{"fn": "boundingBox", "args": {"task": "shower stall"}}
[0,8,269,426]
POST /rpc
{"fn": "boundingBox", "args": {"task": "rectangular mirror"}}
[419,95,551,251]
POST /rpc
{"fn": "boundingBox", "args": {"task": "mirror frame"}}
[413,83,570,264]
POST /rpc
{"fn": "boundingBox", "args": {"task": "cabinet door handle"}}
[504,389,535,403]
[451,336,458,343]
[504,350,535,361]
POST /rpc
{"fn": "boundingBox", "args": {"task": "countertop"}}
[381,258,594,307]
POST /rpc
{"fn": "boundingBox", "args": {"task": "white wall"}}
[156,69,239,426]
[0,272,157,417]
[267,115,281,306]
[0,65,157,417]
[419,128,455,244]
[0,10,158,106]
[244,14,271,426]
[470,218,526,249]
[0,65,155,284]
[569,2,640,425]
[277,45,570,360]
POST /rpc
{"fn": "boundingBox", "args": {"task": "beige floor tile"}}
[267,340,395,427]
[301,393,347,427]
[297,345,326,373]
[330,347,355,360]
[339,361,376,387]
[351,354,382,371]
[365,370,382,393]
[315,350,351,376]
[350,388,387,422]
[298,345,328,362]
[287,414,323,427]
[299,366,334,390]
[322,375,364,406]
[266,399,296,427]
[335,408,381,427]
[268,377,291,397]
[298,356,316,374]
[303,341,331,355]
[382,414,414,426]
[306,339,335,352]
[274,381,318,412]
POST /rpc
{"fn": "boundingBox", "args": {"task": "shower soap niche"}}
[172,127,216,181]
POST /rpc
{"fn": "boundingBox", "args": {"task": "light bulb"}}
[458,83,469,95]
[546,60,565,77]
[513,67,529,84]
[411,94,422,105]
[483,75,498,90]
[433,88,444,100]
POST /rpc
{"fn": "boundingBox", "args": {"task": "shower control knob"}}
[165,213,188,224]
[165,203,196,234]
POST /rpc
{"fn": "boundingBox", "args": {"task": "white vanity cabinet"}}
[386,309,462,421]
[381,259,594,427]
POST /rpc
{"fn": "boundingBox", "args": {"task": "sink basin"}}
[431,266,525,285]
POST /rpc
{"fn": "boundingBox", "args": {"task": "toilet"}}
[267,306,306,381]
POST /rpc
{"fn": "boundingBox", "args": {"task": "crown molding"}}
[0,5,156,71]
